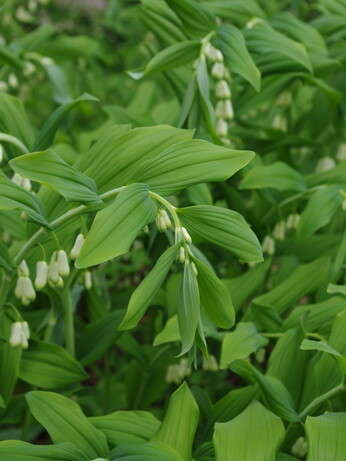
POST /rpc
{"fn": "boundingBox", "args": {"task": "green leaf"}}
[10,149,101,206]
[177,205,263,262]
[110,441,184,461]
[76,183,157,268]
[0,441,89,461]
[152,382,199,461]
[178,261,200,354]
[33,93,99,151]
[144,41,200,75]
[0,171,48,228]
[240,162,307,192]
[220,322,268,369]
[186,183,213,205]
[213,401,285,461]
[164,0,217,37]
[301,339,346,374]
[119,244,179,330]
[327,283,346,296]
[89,411,161,447]
[306,413,346,460]
[26,391,109,459]
[244,22,312,73]
[77,310,124,366]
[230,360,300,422]
[0,93,35,151]
[131,140,254,196]
[215,24,261,91]
[202,1,266,27]
[193,257,235,329]
[297,186,342,239]
[153,315,180,346]
[20,341,87,389]
[78,125,193,193]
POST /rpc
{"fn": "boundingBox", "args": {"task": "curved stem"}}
[61,287,75,357]
[0,133,29,155]
[298,382,345,420]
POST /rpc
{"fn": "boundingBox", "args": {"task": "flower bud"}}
[315,156,336,173]
[211,62,225,80]
[181,227,192,244]
[291,437,307,458]
[48,253,60,285]
[21,297,30,306]
[14,276,25,298]
[336,143,346,162]
[216,119,228,137]
[223,99,234,120]
[57,250,70,277]
[342,199,346,211]
[21,178,32,191]
[214,49,224,62]
[286,213,300,229]
[161,209,172,229]
[215,80,231,98]
[84,271,92,290]
[12,173,24,187]
[155,215,167,232]
[190,262,198,276]
[8,73,18,88]
[22,277,36,300]
[70,233,85,260]
[0,144,3,163]
[273,221,285,241]
[35,261,48,290]
[262,236,275,255]
[178,246,185,263]
[9,322,23,347]
[19,260,30,277]
[202,355,218,371]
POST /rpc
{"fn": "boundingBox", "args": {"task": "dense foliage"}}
[0,0,346,460]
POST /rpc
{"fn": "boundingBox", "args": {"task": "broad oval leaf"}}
[151,382,199,461]
[89,411,161,447]
[144,40,201,75]
[213,401,285,461]
[215,24,261,91]
[0,441,89,461]
[119,244,179,330]
[240,162,307,192]
[10,149,101,206]
[26,391,109,459]
[220,322,268,369]
[306,413,346,461]
[193,257,235,329]
[177,205,263,262]
[20,340,88,389]
[131,140,254,196]
[76,183,157,268]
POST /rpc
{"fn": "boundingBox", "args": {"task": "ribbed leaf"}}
[10,149,101,206]
[20,341,87,389]
[76,183,157,268]
[213,401,285,461]
[0,441,88,461]
[151,382,199,461]
[306,413,346,461]
[119,244,179,330]
[144,41,200,75]
[26,391,109,459]
[110,441,184,461]
[177,205,263,262]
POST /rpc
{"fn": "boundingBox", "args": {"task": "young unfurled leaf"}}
[76,183,157,268]
[144,41,201,75]
[177,205,263,262]
[20,341,88,389]
[240,162,307,192]
[178,261,200,355]
[26,391,109,459]
[131,140,254,196]
[215,24,261,91]
[0,170,48,227]
[213,402,285,461]
[193,257,235,329]
[151,382,199,461]
[119,244,179,330]
[10,149,101,206]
